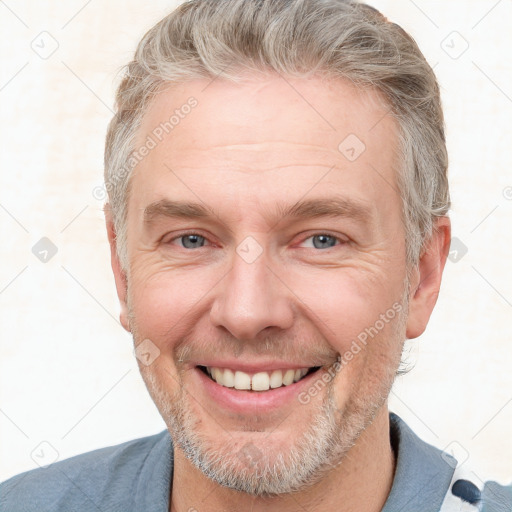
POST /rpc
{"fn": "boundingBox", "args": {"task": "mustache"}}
[175,331,340,367]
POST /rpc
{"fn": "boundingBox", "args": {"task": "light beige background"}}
[1,0,511,484]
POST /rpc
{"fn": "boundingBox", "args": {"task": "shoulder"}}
[386,414,512,512]
[0,431,172,512]
[480,480,512,511]
[443,475,512,512]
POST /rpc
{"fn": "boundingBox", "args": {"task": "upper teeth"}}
[206,367,310,391]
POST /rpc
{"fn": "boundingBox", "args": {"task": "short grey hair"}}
[104,0,450,272]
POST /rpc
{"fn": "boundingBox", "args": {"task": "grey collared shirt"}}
[1,414,510,511]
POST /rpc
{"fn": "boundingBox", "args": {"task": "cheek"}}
[289,268,406,404]
[286,268,404,351]
[127,264,218,344]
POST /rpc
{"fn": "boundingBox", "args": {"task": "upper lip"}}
[195,360,325,373]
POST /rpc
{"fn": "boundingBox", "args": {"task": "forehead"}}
[130,73,400,220]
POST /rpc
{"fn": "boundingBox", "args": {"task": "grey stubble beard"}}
[129,284,408,497]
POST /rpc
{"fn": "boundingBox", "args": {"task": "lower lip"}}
[194,367,322,414]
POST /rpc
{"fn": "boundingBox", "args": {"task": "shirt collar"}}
[382,413,456,512]
[143,413,456,511]
[136,430,173,512]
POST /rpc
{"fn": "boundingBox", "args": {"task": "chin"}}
[145,371,362,497]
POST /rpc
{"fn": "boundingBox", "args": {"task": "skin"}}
[106,73,451,512]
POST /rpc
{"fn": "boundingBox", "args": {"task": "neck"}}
[170,406,395,512]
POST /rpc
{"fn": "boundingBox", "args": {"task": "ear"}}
[104,205,131,332]
[406,216,451,339]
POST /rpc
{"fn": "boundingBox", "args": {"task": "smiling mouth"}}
[197,365,322,391]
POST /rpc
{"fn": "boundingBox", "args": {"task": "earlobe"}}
[104,206,131,333]
[405,216,451,339]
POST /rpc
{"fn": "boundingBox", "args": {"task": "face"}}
[110,73,416,495]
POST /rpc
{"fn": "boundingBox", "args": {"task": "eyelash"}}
[299,233,347,249]
[165,232,348,250]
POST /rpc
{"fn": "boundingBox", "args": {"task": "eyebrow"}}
[144,200,214,222]
[143,196,373,228]
[273,196,372,225]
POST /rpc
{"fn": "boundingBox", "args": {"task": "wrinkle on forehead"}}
[135,73,396,154]
[130,73,401,227]
[158,141,344,176]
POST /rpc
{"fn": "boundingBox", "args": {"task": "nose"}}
[209,249,294,340]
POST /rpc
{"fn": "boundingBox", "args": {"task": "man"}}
[1,0,510,511]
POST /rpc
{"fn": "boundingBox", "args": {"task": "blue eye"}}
[312,234,337,249]
[167,233,343,251]
[178,234,206,249]
[302,234,341,249]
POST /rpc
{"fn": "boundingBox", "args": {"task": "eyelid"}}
[161,230,349,249]
[296,232,349,248]
[162,230,214,247]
